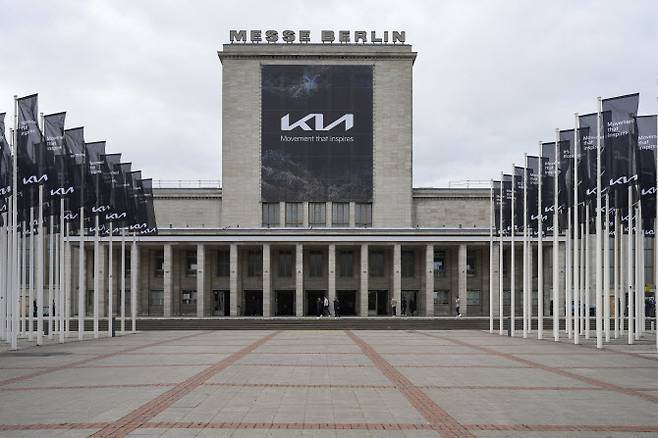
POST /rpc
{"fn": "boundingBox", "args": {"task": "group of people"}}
[315,295,341,318]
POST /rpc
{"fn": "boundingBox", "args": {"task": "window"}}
[355,203,372,227]
[154,253,164,277]
[216,250,230,277]
[309,250,323,277]
[467,290,481,306]
[332,202,349,226]
[467,254,476,277]
[369,250,385,277]
[185,250,197,276]
[285,202,303,227]
[401,250,415,278]
[433,250,446,278]
[308,202,326,226]
[247,250,262,277]
[262,202,280,227]
[278,250,293,277]
[181,290,197,305]
[338,250,353,277]
[150,289,164,306]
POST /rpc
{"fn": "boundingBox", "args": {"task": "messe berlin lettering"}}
[230,30,405,44]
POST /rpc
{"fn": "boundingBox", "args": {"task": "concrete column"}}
[130,240,139,330]
[295,243,303,316]
[163,244,172,317]
[98,244,106,317]
[302,202,309,227]
[557,240,566,316]
[229,243,238,316]
[360,244,368,316]
[196,244,205,317]
[527,242,534,317]
[393,244,401,316]
[425,244,434,316]
[326,202,333,227]
[279,202,285,227]
[349,202,356,227]
[328,244,336,312]
[491,242,500,317]
[458,244,467,316]
[262,243,271,317]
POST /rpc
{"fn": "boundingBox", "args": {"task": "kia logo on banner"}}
[91,205,110,213]
[50,186,74,197]
[281,113,354,132]
[609,174,638,187]
[22,174,48,185]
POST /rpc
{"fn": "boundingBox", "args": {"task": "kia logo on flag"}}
[50,187,74,196]
[641,187,657,196]
[281,113,353,131]
[22,174,48,185]
[64,212,79,220]
[105,212,126,221]
[0,186,11,196]
[91,205,110,213]
[609,174,638,187]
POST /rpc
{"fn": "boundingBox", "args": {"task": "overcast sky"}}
[1,0,657,188]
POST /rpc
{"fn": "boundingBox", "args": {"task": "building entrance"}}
[244,290,263,316]
[212,290,230,316]
[275,290,295,316]
[401,290,418,316]
[368,290,388,316]
[336,290,357,316]
[306,290,326,316]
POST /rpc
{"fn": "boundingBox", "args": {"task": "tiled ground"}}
[0,330,656,437]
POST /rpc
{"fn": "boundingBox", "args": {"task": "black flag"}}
[540,142,556,234]
[85,141,106,215]
[513,166,525,232]
[526,156,541,235]
[637,115,656,236]
[502,174,512,236]
[44,112,70,219]
[0,113,11,199]
[493,180,502,233]
[603,93,639,192]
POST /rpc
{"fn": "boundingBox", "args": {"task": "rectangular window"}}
[181,290,197,305]
[262,202,280,227]
[216,250,230,277]
[467,254,476,277]
[467,290,481,306]
[401,250,415,278]
[185,250,197,276]
[154,253,164,277]
[309,250,323,277]
[247,250,262,277]
[338,250,353,277]
[332,202,349,226]
[369,250,385,277]
[355,203,372,227]
[278,250,293,277]
[285,202,303,227]
[308,202,326,226]
[150,289,164,306]
[433,250,446,278]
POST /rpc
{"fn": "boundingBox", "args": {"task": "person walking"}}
[455,297,462,318]
[315,297,323,318]
[401,299,407,316]
[391,298,397,316]
[323,295,330,317]
[333,297,341,318]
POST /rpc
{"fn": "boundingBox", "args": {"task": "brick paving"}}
[0,329,655,437]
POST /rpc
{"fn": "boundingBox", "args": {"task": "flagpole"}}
[523,154,528,338]
[635,205,641,340]
[0,216,5,342]
[108,221,113,337]
[537,142,544,339]
[585,204,590,339]
[93,214,99,338]
[78,206,85,340]
[627,186,634,344]
[58,198,65,343]
[48,211,54,339]
[566,207,572,339]
[10,97,18,350]
[130,232,137,333]
[489,180,494,334]
[614,209,620,338]
[64,222,70,336]
[511,164,516,337]
[655,98,658,354]
[121,228,126,333]
[573,115,580,344]
[595,97,603,349]
[604,194,611,342]
[499,175,504,335]
[28,205,34,341]
[553,131,559,341]
[36,185,44,345]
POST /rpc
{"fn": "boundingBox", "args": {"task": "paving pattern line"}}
[345,330,474,438]
[0,331,211,387]
[89,331,280,438]
[414,331,658,405]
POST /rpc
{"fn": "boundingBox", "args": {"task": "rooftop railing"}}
[152,179,221,189]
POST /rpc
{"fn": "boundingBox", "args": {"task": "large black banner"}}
[526,156,540,234]
[513,166,524,232]
[578,113,598,200]
[603,93,639,191]
[501,174,512,236]
[261,65,373,202]
[0,113,10,198]
[541,142,556,233]
[638,115,656,235]
[493,180,502,233]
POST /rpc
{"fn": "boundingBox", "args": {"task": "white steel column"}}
[499,178,504,335]
[595,97,603,349]
[538,145,544,340]
[28,208,34,340]
[360,244,368,317]
[604,195,611,342]
[197,243,206,318]
[163,243,172,318]
[262,243,270,317]
[48,217,54,339]
[93,215,100,338]
[130,235,138,332]
[77,208,85,340]
[552,135,559,341]
[511,167,516,336]
[36,187,44,345]
[627,186,634,344]
[585,207,590,339]
[614,210,620,338]
[393,244,401,316]
[295,243,303,316]
[426,244,434,317]
[522,156,528,338]
[489,182,494,332]
[572,119,580,344]
[120,230,126,333]
[107,223,113,337]
[566,210,572,339]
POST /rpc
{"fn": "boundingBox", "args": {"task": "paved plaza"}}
[0,330,657,437]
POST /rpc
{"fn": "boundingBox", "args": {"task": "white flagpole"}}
[614,209,620,338]
[10,98,19,350]
[489,180,494,334]
[585,205,590,339]
[36,185,44,345]
[78,206,85,340]
[635,206,641,340]
[627,186,634,344]
[93,214,99,338]
[64,222,71,335]
[566,208,572,339]
[121,228,126,334]
[595,97,603,349]
[523,154,528,338]
[28,206,34,341]
[130,232,137,333]
[553,132,559,341]
[538,142,544,339]
[573,116,580,344]
[604,194,611,342]
[511,164,516,337]
[48,214,54,339]
[20,223,25,335]
[108,221,113,337]
[0,216,6,341]
[58,198,65,343]
[499,174,504,335]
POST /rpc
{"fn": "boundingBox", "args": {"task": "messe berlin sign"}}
[229,30,406,44]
